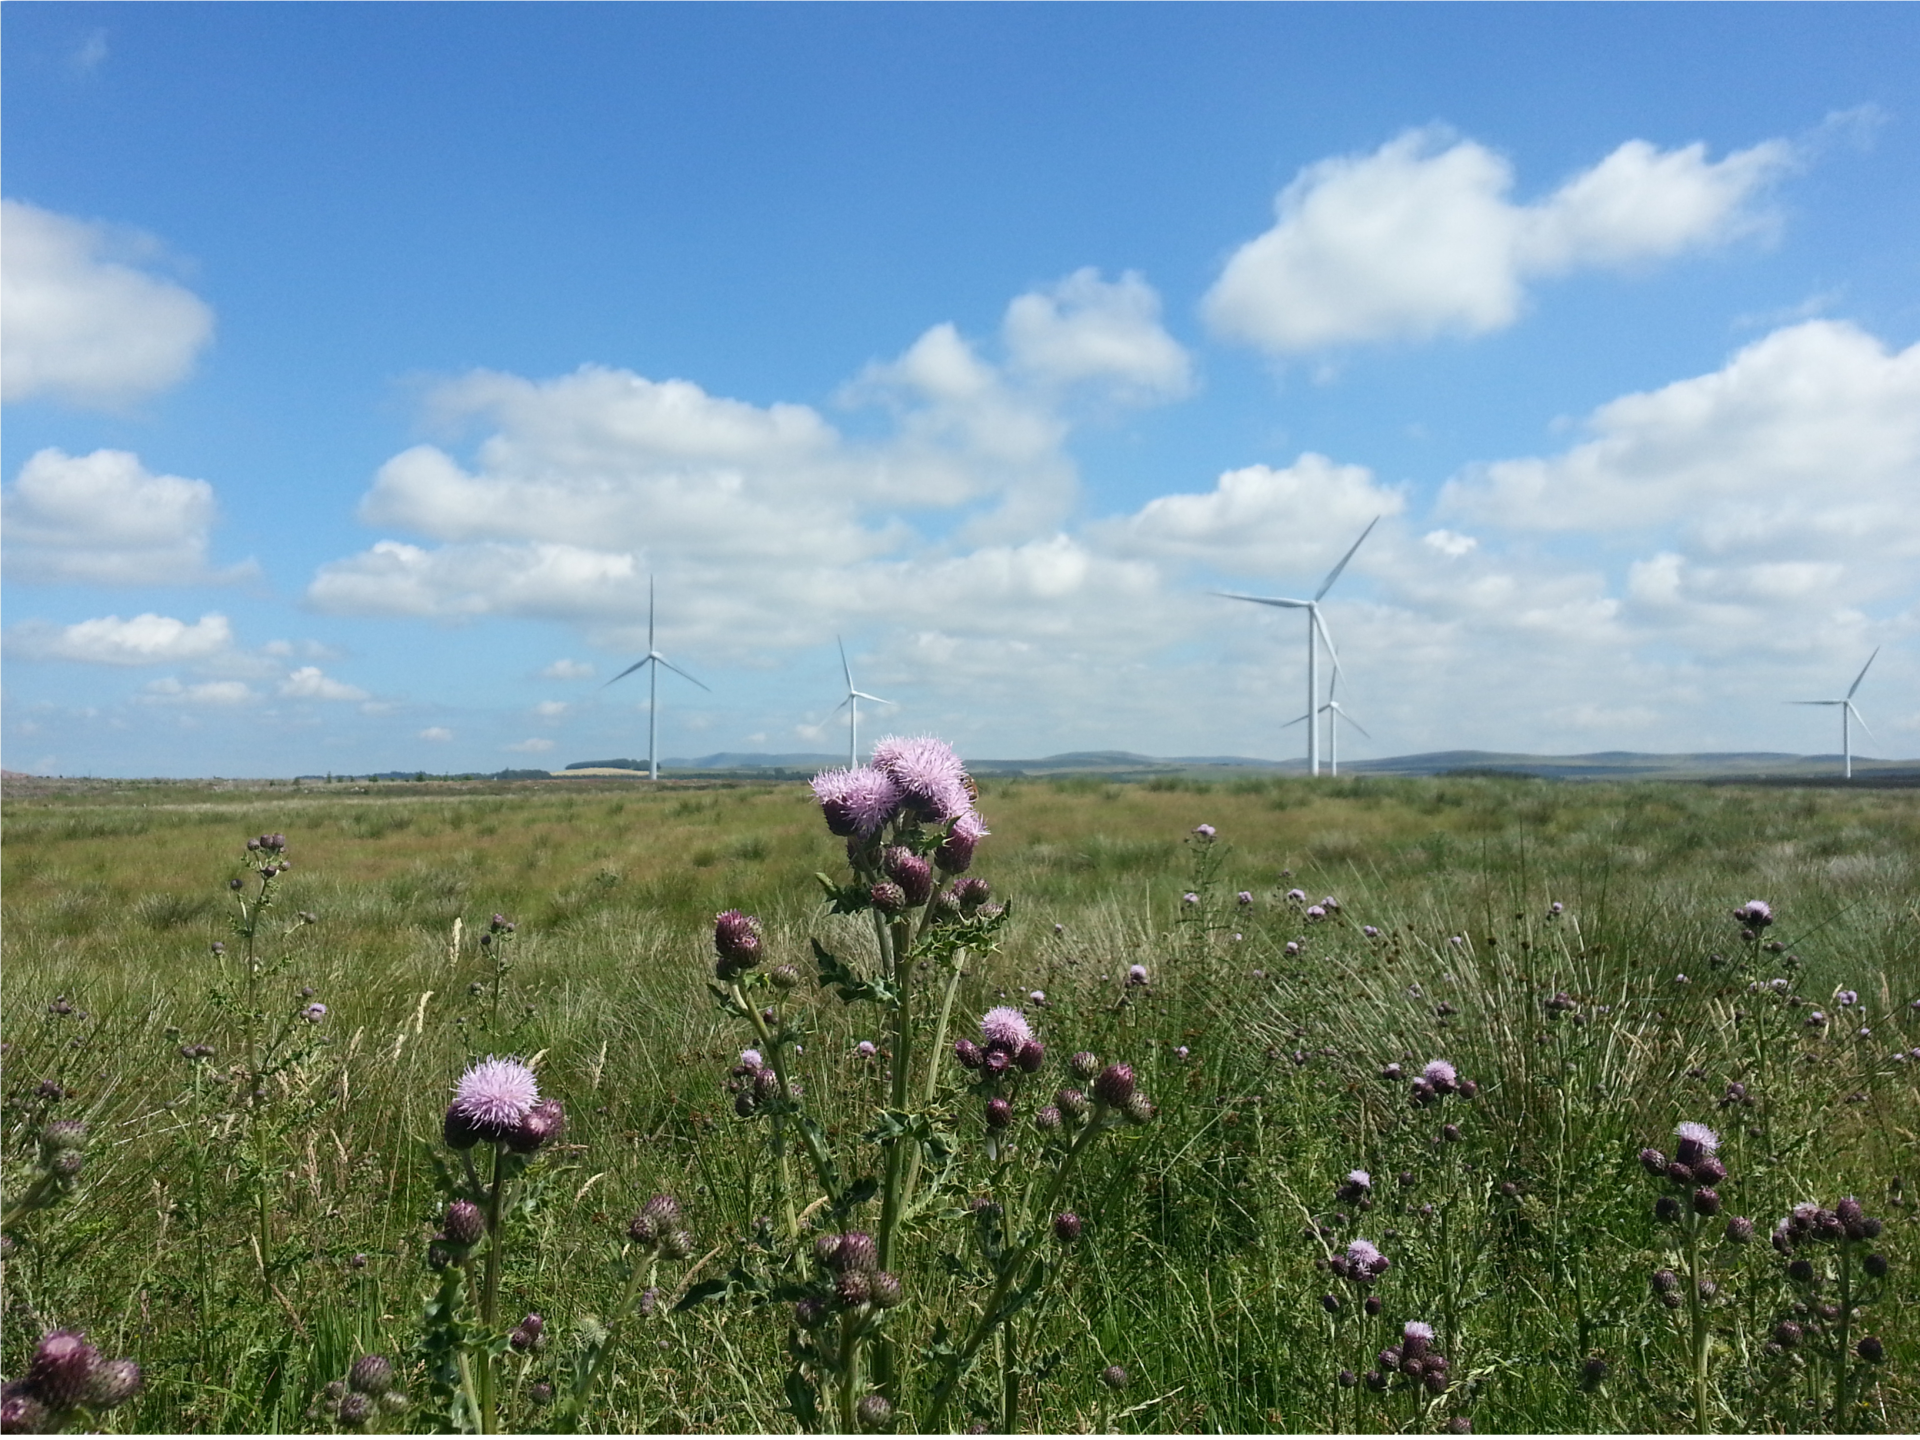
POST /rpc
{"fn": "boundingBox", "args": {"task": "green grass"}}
[3,773,1917,1432]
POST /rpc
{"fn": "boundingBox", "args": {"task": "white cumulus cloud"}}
[1003,268,1192,398]
[143,676,255,706]
[505,737,555,753]
[9,612,234,666]
[2,447,248,585]
[1,199,215,407]
[419,726,454,742]
[279,666,370,702]
[1204,127,1793,353]
[540,658,596,680]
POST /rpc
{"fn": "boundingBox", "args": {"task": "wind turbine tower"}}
[835,637,894,768]
[1219,517,1378,776]
[604,577,709,780]
[1788,648,1878,780]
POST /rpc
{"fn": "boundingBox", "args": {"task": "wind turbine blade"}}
[1280,712,1311,729]
[648,575,655,652]
[1314,516,1380,601]
[1313,608,1345,685]
[1847,647,1879,699]
[1785,700,1840,706]
[838,635,854,694]
[1339,711,1372,740]
[656,657,711,691]
[852,691,893,705]
[1215,591,1311,609]
[1847,702,1875,740]
[603,656,652,688]
[833,695,853,715]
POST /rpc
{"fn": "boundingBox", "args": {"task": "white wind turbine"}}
[604,577,709,780]
[834,636,895,768]
[1788,648,1878,780]
[1219,517,1379,776]
[1282,666,1372,777]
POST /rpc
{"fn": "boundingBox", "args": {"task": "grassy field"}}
[3,770,1917,1433]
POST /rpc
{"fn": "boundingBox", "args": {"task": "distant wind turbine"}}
[1282,668,1371,777]
[1788,648,1878,780]
[834,637,894,768]
[604,577,709,780]
[1218,516,1379,777]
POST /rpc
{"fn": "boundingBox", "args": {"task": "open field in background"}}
[4,772,1918,1432]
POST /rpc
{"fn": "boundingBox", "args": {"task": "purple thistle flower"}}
[1093,1063,1136,1107]
[1422,1060,1458,1092]
[980,1006,1032,1049]
[1549,901,1564,915]
[1639,1147,1667,1175]
[444,1199,485,1247]
[985,1097,1013,1129]
[871,735,972,823]
[1193,824,1216,838]
[1402,1321,1435,1359]
[1346,1238,1386,1275]
[713,910,762,969]
[856,1040,877,1060]
[935,810,989,874]
[302,1002,328,1024]
[1182,891,1200,906]
[1029,989,1046,1005]
[811,766,905,838]
[1237,891,1254,906]
[1673,1121,1719,1166]
[1363,924,1379,938]
[739,1049,764,1068]
[448,1056,539,1145]
[1305,905,1326,921]
[1101,1365,1128,1392]
[27,1330,99,1409]
[1725,1216,1755,1245]
[1285,941,1302,955]
[1127,964,1149,986]
[508,1097,565,1153]
[1286,888,1306,903]
[1836,989,1858,1008]
[883,848,934,906]
[1732,900,1773,929]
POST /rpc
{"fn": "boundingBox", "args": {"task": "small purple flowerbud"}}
[1857,1335,1884,1363]
[83,1357,142,1409]
[1322,1293,1342,1314]
[1127,964,1149,987]
[857,1394,893,1430]
[1056,1087,1090,1119]
[1093,1063,1135,1107]
[41,1120,87,1152]
[445,1200,485,1247]
[508,1097,565,1153]
[1693,1156,1726,1185]
[1666,1161,1695,1186]
[1101,1365,1128,1392]
[953,1038,983,1069]
[1787,1258,1816,1284]
[1863,1252,1889,1278]
[834,1231,879,1273]
[794,1298,829,1329]
[985,1097,1013,1129]
[982,1047,1011,1079]
[1364,1296,1382,1316]
[1639,1148,1667,1176]
[1382,1063,1404,1081]
[1015,1038,1046,1073]
[1035,1105,1062,1132]
[1725,1216,1754,1245]
[337,1391,374,1425]
[528,1383,553,1407]
[869,881,908,914]
[953,877,991,910]
[1654,1195,1682,1224]
[1053,1212,1083,1243]
[1441,1124,1462,1144]
[1458,1079,1478,1099]
[27,1330,100,1409]
[3,1391,50,1434]
[1693,1187,1722,1217]
[883,849,934,907]
[713,910,762,969]
[1835,1196,1864,1227]
[1774,1320,1802,1348]
[836,1270,874,1307]
[1582,1357,1609,1386]
[1070,1051,1099,1081]
[348,1355,393,1395]
[1446,1417,1472,1434]
[870,1271,903,1308]
[1339,1369,1357,1388]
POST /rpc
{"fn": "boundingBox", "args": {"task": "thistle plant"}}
[0,1120,90,1232]
[698,737,1154,1432]
[418,1055,565,1434]
[1767,1195,1892,1428]
[311,1353,409,1431]
[0,1328,142,1434]
[1639,1120,1737,1432]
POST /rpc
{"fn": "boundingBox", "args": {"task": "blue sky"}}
[5,4,1917,776]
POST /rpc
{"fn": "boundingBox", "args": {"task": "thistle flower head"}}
[1100,1365,1128,1392]
[811,766,904,838]
[348,1355,393,1396]
[1127,964,1149,986]
[857,1394,894,1430]
[508,1097,565,1153]
[1093,1062,1136,1107]
[1673,1121,1719,1166]
[883,849,935,906]
[449,1056,539,1144]
[1402,1321,1434,1358]
[953,1037,982,1069]
[935,810,988,874]
[713,911,762,969]
[27,1330,99,1409]
[985,1096,1013,1129]
[1054,1211,1083,1243]
[82,1357,142,1410]
[980,1006,1032,1050]
[41,1120,87,1152]
[444,1199,485,1248]
[1732,899,1773,928]
[1422,1059,1457,1091]
[870,735,971,822]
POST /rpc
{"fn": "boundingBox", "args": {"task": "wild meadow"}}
[2,758,1916,1434]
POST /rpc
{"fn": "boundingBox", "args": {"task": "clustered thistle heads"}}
[1360,1319,1453,1399]
[713,910,763,981]
[1767,1193,1891,1419]
[310,1354,408,1430]
[1640,1121,1732,1230]
[627,1193,695,1261]
[1,1329,141,1433]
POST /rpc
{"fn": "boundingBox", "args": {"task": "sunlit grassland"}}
[3,773,1917,1432]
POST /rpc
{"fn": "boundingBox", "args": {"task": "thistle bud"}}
[1666,1161,1695,1186]
[1101,1365,1128,1392]
[1124,1092,1156,1124]
[1639,1148,1667,1176]
[1694,1156,1727,1185]
[1364,1296,1382,1316]
[1857,1335,1884,1363]
[815,1233,843,1267]
[1774,1320,1802,1348]
[954,1038,983,1069]
[713,910,762,969]
[1070,1051,1099,1081]
[1693,1187,1722,1217]
[1654,1195,1681,1224]
[1651,1269,1680,1294]
[795,1298,829,1329]
[338,1391,374,1425]
[1054,1212,1083,1243]
[883,849,933,907]
[1035,1105,1062,1132]
[1,1392,50,1434]
[954,877,991,911]
[857,1394,894,1431]
[1458,1080,1478,1100]
[1441,1123,1462,1143]
[835,1231,879,1273]
[871,1271,904,1308]
[869,881,908,915]
[1339,1369,1357,1388]
[1725,1216,1754,1245]
[1582,1357,1609,1387]
[770,963,800,991]
[661,1230,695,1262]
[348,1355,393,1395]
[1015,1038,1046,1073]
[836,1270,874,1307]
[51,1151,84,1179]
[27,1330,99,1409]
[1864,1252,1888,1278]
[508,1097,565,1153]
[1446,1417,1472,1433]
[1787,1258,1816,1284]
[445,1200,485,1248]
[1056,1087,1090,1119]
[1093,1063,1135,1108]
[83,1356,143,1410]
[1322,1293,1342,1314]
[41,1120,87,1152]
[985,1097,1013,1130]
[528,1383,553,1407]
